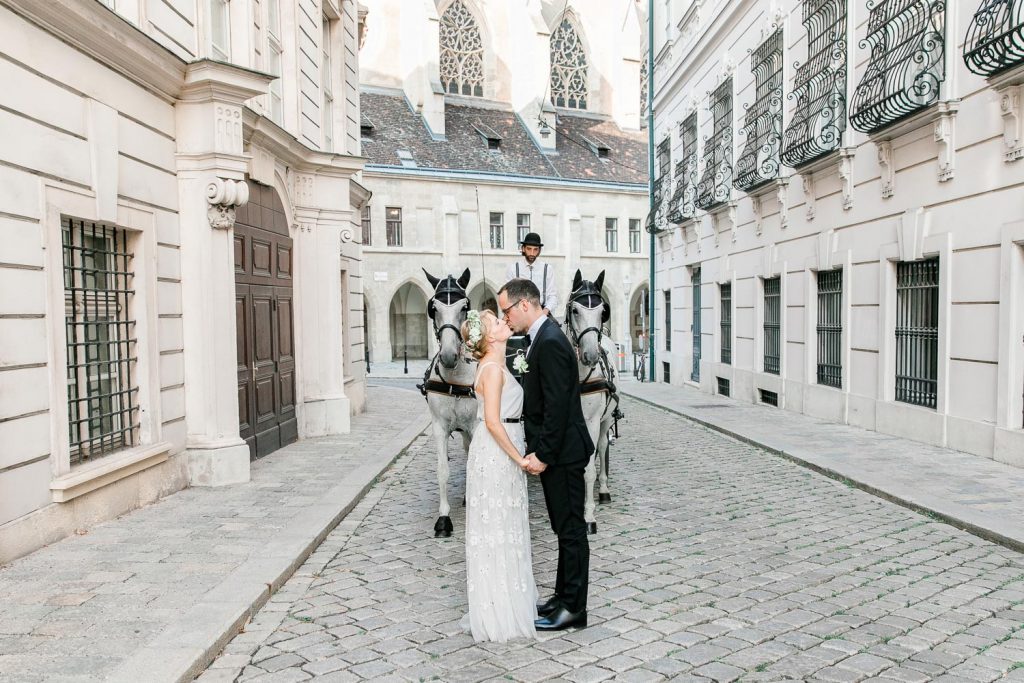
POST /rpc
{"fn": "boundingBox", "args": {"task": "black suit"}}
[522,318,594,613]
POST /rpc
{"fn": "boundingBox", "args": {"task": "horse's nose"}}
[439,350,458,368]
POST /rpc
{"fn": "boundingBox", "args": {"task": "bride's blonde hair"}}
[461,309,494,360]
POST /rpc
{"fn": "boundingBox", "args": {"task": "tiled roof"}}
[360,91,648,185]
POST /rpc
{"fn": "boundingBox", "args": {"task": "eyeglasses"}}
[500,299,523,318]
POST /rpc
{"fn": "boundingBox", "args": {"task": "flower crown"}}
[465,309,484,350]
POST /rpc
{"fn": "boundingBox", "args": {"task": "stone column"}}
[293,172,354,437]
[176,61,272,486]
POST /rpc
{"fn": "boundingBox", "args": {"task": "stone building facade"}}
[357,0,651,364]
[0,0,368,562]
[650,0,1024,466]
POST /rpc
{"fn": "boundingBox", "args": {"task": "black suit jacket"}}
[522,318,595,467]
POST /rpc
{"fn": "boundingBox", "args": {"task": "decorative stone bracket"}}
[802,173,816,221]
[751,194,763,237]
[934,100,958,181]
[776,178,789,230]
[839,147,856,211]
[877,140,894,199]
[1000,84,1024,162]
[206,178,249,230]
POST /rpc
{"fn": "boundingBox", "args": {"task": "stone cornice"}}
[180,60,274,104]
[0,0,186,102]
[243,107,366,177]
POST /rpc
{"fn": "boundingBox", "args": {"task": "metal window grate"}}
[649,137,673,233]
[361,205,371,246]
[850,0,945,134]
[763,277,781,375]
[736,30,784,192]
[63,217,139,465]
[691,268,702,382]
[781,0,848,168]
[895,258,939,408]
[385,207,402,247]
[760,389,779,406]
[817,269,843,388]
[664,289,672,352]
[668,115,698,223]
[695,79,733,211]
[964,0,1024,77]
[489,212,504,249]
[662,361,671,384]
[720,282,732,365]
[717,376,731,397]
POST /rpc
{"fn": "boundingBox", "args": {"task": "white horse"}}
[418,269,478,538]
[565,269,619,535]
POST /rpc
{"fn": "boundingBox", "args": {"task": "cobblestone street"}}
[203,396,1024,683]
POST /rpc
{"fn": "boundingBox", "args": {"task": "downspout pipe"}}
[646,0,656,382]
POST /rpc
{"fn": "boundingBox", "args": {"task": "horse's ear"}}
[457,268,471,290]
[572,269,583,291]
[594,270,606,292]
[423,268,440,290]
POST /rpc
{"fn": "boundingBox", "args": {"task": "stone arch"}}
[629,283,651,352]
[389,280,431,360]
[467,278,499,315]
[549,10,591,110]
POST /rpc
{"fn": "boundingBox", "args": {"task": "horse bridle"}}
[565,281,609,349]
[427,276,469,343]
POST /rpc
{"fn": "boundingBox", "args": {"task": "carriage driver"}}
[504,232,559,317]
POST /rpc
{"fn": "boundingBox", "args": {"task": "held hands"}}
[520,452,547,475]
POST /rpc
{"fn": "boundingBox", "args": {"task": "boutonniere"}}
[512,349,529,374]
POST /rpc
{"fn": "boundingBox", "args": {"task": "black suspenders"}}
[515,262,548,309]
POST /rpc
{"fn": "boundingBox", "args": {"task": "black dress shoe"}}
[536,596,560,617]
[534,606,587,631]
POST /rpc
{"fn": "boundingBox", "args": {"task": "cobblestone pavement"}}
[203,397,1024,683]
[0,387,424,683]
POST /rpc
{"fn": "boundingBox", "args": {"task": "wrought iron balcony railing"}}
[668,114,699,222]
[646,175,669,234]
[736,30,784,192]
[695,79,733,211]
[850,0,945,133]
[964,0,1024,77]
[781,0,848,169]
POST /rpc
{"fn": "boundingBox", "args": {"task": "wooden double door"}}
[234,182,297,459]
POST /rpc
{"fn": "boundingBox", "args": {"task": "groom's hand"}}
[524,453,547,475]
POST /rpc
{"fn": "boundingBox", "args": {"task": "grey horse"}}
[565,269,619,535]
[418,269,479,538]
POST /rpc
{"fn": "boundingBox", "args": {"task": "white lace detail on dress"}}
[461,363,538,642]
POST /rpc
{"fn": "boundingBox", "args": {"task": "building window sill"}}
[50,442,171,503]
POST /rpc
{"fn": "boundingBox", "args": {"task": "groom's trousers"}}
[540,462,589,613]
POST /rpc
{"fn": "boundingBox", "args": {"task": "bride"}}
[458,309,539,642]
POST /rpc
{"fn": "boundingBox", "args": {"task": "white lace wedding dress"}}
[461,361,539,642]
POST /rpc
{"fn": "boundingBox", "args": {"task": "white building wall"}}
[651,0,1024,466]
[0,0,367,562]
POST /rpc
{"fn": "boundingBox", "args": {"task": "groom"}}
[498,278,594,631]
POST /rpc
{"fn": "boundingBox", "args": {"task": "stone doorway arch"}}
[389,283,430,360]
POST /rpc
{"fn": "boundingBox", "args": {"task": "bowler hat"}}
[520,232,544,247]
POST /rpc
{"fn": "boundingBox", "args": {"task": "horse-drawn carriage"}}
[417,268,623,538]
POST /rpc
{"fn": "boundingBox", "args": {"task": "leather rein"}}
[418,278,477,400]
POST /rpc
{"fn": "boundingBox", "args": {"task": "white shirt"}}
[525,315,548,358]
[505,258,559,315]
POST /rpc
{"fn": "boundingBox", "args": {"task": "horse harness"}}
[418,276,477,400]
[566,282,623,430]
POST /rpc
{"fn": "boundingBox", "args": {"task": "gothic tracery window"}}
[440,0,484,97]
[550,18,588,109]
[640,57,649,119]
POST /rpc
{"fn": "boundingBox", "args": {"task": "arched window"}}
[440,0,484,97]
[550,18,588,109]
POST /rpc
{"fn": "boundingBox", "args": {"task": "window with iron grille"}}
[964,0,1024,77]
[717,377,731,396]
[662,361,671,384]
[651,137,672,231]
[736,30,783,192]
[668,114,698,223]
[629,218,641,253]
[781,0,848,168]
[895,258,939,408]
[605,218,618,252]
[691,268,701,381]
[763,276,781,375]
[63,218,139,465]
[550,17,588,109]
[361,205,371,245]
[760,389,779,406]
[664,289,672,352]
[385,207,402,247]
[695,80,733,211]
[489,212,504,249]
[516,213,530,245]
[816,269,843,388]
[850,0,945,134]
[720,283,732,365]
[439,0,484,97]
